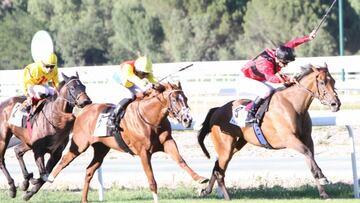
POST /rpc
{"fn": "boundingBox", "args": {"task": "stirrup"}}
[245,115,258,124]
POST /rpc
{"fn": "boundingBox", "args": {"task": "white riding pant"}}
[111,72,147,102]
[27,85,56,100]
[238,75,285,99]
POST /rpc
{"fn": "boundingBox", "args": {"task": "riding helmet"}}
[275,46,295,62]
[134,56,152,73]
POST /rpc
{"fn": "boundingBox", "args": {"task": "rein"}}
[57,78,85,106]
[136,89,184,128]
[294,72,333,105]
[41,78,81,128]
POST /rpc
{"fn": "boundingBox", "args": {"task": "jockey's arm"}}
[22,65,37,96]
[284,35,312,49]
[51,68,60,88]
[125,64,147,90]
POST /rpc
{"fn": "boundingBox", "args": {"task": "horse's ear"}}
[62,73,69,81]
[310,64,320,73]
[177,81,182,89]
[323,62,328,69]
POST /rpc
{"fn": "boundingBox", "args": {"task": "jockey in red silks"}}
[240,30,316,124]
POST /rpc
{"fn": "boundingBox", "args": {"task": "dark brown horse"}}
[48,81,208,203]
[198,64,341,200]
[0,73,92,200]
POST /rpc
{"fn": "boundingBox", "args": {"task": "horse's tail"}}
[198,107,219,159]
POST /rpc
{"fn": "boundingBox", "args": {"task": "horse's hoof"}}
[321,193,331,199]
[47,174,55,183]
[8,187,16,198]
[198,188,210,197]
[30,177,40,185]
[20,180,30,191]
[23,191,33,201]
[319,177,331,185]
[197,177,209,184]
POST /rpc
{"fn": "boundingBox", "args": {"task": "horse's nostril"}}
[183,118,188,123]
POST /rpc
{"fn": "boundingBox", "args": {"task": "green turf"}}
[0,182,358,203]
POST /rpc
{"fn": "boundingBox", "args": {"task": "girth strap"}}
[252,123,273,149]
[114,130,135,156]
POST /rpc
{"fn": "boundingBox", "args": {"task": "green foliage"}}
[235,0,336,59]
[109,1,165,63]
[1,0,360,69]
[0,9,44,69]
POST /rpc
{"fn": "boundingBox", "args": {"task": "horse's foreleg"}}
[288,137,330,199]
[22,152,46,201]
[48,139,89,183]
[81,143,110,203]
[163,140,208,184]
[14,143,33,191]
[0,149,16,198]
[45,145,66,173]
[140,150,158,203]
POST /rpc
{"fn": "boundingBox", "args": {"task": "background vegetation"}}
[1,0,360,69]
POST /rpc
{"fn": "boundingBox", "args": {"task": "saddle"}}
[99,106,134,155]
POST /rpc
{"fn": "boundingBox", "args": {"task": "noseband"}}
[295,72,337,105]
[58,78,87,106]
[137,89,189,128]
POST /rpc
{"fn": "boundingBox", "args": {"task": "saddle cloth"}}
[8,103,27,127]
[229,104,248,127]
[93,105,115,137]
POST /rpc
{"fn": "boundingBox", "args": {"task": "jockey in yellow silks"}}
[22,52,59,111]
[107,56,158,131]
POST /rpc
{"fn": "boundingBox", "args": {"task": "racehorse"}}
[197,64,341,200]
[0,73,92,200]
[47,81,208,203]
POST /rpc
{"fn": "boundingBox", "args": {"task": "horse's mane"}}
[294,64,315,81]
[143,83,167,98]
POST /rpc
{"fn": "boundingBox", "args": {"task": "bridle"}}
[295,71,337,105]
[136,88,189,128]
[58,78,87,106]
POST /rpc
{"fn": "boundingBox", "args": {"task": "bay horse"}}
[198,64,341,200]
[47,81,208,203]
[0,73,92,200]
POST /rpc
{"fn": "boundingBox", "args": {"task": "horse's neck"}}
[48,96,73,114]
[138,95,167,125]
[279,79,315,113]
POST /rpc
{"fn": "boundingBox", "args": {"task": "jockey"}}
[22,52,59,112]
[240,30,316,124]
[107,56,158,131]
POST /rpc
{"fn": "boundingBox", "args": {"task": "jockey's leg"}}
[108,86,136,130]
[107,97,133,130]
[245,96,264,124]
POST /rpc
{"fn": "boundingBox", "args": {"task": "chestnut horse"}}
[0,73,92,200]
[198,64,341,200]
[48,81,208,203]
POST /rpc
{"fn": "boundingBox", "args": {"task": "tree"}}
[235,0,337,59]
[0,8,44,70]
[109,1,165,63]
[28,0,113,66]
[143,0,249,61]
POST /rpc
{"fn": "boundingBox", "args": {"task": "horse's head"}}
[58,72,92,108]
[159,81,193,128]
[296,63,341,112]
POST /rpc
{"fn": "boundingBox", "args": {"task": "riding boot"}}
[107,98,133,131]
[245,97,264,124]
